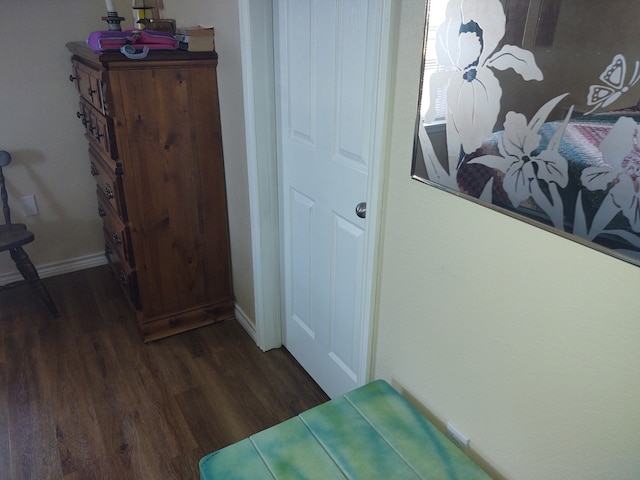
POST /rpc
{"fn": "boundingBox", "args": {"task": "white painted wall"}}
[0,0,108,278]
[373,1,640,479]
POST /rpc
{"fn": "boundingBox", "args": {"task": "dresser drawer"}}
[98,191,134,268]
[79,99,117,160]
[90,146,127,221]
[72,59,108,115]
[89,139,121,176]
[105,233,140,310]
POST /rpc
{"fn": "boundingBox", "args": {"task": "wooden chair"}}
[0,150,60,318]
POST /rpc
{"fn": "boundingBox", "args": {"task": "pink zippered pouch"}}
[87,29,178,52]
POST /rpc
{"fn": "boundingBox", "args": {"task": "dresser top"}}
[66,41,218,67]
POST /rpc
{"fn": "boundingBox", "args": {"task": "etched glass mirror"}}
[412,0,640,266]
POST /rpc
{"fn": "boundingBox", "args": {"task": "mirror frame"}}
[411,0,640,268]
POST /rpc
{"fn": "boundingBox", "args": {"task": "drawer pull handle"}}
[105,244,112,255]
[104,185,114,199]
[69,74,77,82]
[119,271,128,286]
[94,130,103,141]
[112,231,122,245]
[88,87,97,97]
[98,205,106,218]
[90,162,99,176]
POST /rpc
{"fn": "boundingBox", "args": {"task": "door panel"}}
[277,0,381,398]
[330,214,364,379]
[290,189,314,336]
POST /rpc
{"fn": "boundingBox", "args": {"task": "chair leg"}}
[10,247,60,318]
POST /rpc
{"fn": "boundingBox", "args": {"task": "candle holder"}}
[132,0,158,29]
[102,11,125,31]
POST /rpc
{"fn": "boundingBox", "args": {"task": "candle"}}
[105,0,115,12]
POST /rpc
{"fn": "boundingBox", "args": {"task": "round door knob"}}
[355,202,367,219]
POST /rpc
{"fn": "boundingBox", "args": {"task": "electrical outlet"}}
[446,422,470,452]
[20,195,39,216]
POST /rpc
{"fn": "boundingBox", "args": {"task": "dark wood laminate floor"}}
[0,265,329,480]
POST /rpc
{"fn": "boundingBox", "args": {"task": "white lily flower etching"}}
[468,95,572,230]
[580,116,640,242]
[424,0,543,179]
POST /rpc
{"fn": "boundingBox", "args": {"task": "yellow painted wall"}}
[373,1,640,479]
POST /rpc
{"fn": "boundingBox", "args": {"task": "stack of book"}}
[175,26,215,52]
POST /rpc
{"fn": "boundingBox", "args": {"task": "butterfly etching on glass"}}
[585,54,640,115]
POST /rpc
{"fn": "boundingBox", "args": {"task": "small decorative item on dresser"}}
[175,25,215,52]
[102,12,125,31]
[132,0,156,29]
[102,0,124,31]
[140,18,176,33]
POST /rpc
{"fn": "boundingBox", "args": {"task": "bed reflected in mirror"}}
[412,0,640,266]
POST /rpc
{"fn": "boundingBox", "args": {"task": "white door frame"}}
[238,0,393,386]
[238,0,283,350]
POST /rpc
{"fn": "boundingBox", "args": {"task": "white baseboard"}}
[0,251,107,284]
[234,304,257,343]
[1,253,262,348]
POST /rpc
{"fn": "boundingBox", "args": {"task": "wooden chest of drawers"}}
[67,42,234,342]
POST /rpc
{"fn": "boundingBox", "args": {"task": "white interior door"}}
[275,0,385,398]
